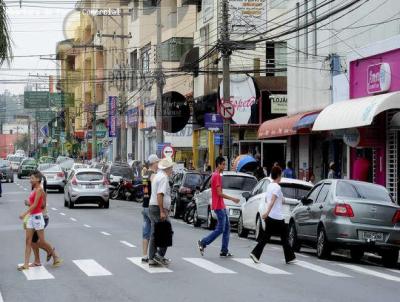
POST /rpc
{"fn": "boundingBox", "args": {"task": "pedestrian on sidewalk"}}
[141,154,159,263]
[30,172,62,267]
[18,172,61,271]
[148,158,175,266]
[197,156,240,257]
[250,166,296,264]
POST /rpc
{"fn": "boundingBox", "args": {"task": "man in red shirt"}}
[197,157,240,257]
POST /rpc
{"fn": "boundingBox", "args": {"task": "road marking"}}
[23,188,27,191]
[59,212,66,216]
[296,253,310,258]
[51,207,57,211]
[127,257,172,273]
[120,241,136,248]
[387,269,400,274]
[0,290,4,302]
[233,258,291,275]
[83,224,91,228]
[101,231,111,236]
[294,260,351,277]
[73,259,112,277]
[19,264,55,280]
[270,246,280,251]
[337,264,400,282]
[70,218,77,222]
[183,258,236,274]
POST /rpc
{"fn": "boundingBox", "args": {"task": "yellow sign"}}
[65,142,72,151]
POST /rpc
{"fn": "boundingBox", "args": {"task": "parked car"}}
[9,155,25,171]
[0,159,14,183]
[67,163,88,178]
[239,177,313,238]
[90,161,105,171]
[15,149,25,157]
[56,156,74,175]
[38,163,66,192]
[39,156,55,164]
[17,158,37,178]
[194,171,257,229]
[103,162,134,183]
[288,179,400,267]
[170,170,204,218]
[64,168,109,209]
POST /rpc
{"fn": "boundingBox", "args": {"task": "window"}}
[251,180,265,196]
[129,50,138,91]
[140,45,151,88]
[76,172,103,181]
[306,184,322,203]
[143,0,157,15]
[183,173,203,188]
[281,183,313,200]
[336,181,392,204]
[315,184,331,204]
[222,176,257,192]
[160,37,194,62]
[266,41,287,76]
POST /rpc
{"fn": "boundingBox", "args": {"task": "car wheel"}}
[381,249,399,268]
[64,196,68,207]
[10,177,14,183]
[255,215,264,241]
[68,196,74,209]
[172,200,180,219]
[237,214,249,238]
[110,190,119,200]
[288,221,301,252]
[350,248,364,262]
[59,187,64,193]
[193,208,201,227]
[206,209,216,230]
[17,174,21,179]
[316,227,331,259]
[103,200,110,209]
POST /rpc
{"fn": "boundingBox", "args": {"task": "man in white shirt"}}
[148,158,174,266]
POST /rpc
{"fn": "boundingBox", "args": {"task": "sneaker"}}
[250,253,260,264]
[220,251,233,257]
[286,258,297,264]
[160,256,171,266]
[153,255,165,266]
[148,260,160,267]
[197,240,205,256]
[141,257,149,263]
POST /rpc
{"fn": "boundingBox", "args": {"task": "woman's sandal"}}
[17,265,29,271]
[29,263,42,267]
[53,258,63,267]
[47,248,55,262]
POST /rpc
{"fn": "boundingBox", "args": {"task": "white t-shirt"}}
[149,170,171,210]
[265,182,284,220]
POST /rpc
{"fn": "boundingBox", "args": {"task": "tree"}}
[0,0,12,66]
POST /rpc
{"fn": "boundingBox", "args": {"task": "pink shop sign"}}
[367,63,391,94]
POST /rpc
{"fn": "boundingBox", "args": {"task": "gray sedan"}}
[288,179,400,267]
[0,160,14,183]
[64,168,109,209]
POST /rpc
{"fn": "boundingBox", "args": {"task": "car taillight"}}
[179,187,192,194]
[71,176,78,186]
[334,204,354,217]
[57,172,64,178]
[392,210,400,224]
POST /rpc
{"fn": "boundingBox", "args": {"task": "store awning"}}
[293,112,320,130]
[258,112,315,139]
[313,91,400,131]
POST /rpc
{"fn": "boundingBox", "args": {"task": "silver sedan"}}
[64,168,109,209]
[38,164,66,192]
[288,179,400,268]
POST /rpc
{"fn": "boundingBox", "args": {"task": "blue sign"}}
[214,134,223,145]
[108,96,117,137]
[205,113,223,131]
[127,108,139,127]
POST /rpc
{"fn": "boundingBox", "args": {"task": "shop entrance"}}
[262,141,286,175]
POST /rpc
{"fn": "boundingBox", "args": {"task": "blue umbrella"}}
[235,155,258,172]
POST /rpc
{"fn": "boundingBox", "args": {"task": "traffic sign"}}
[24,91,50,109]
[162,145,175,159]
[219,101,235,120]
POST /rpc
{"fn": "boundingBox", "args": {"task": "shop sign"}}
[205,113,223,131]
[270,94,287,114]
[244,129,258,140]
[214,134,223,145]
[343,128,360,148]
[86,130,107,140]
[199,130,208,148]
[202,0,214,24]
[127,107,139,127]
[144,104,156,129]
[219,74,257,125]
[367,63,391,94]
[229,0,267,35]
[160,91,190,133]
[108,96,117,137]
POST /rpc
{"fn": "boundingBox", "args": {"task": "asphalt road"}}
[0,177,399,302]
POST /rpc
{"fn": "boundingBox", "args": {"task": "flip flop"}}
[29,263,42,267]
[17,265,29,271]
[47,248,55,262]
[53,258,63,267]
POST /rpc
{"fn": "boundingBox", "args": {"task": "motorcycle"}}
[182,187,200,224]
[110,177,133,200]
[130,178,144,202]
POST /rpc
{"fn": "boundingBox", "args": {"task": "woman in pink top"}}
[18,172,56,271]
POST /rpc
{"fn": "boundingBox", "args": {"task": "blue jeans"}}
[142,207,151,240]
[201,209,230,253]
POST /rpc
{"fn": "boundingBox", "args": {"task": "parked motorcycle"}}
[183,187,200,225]
[110,178,131,200]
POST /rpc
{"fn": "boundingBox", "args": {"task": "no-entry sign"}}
[219,101,235,120]
[162,145,175,159]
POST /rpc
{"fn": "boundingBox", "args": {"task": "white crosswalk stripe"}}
[233,258,291,275]
[127,257,173,273]
[19,264,55,280]
[73,259,112,277]
[294,260,352,277]
[183,258,236,274]
[336,263,400,282]
[387,269,400,274]
[0,290,3,302]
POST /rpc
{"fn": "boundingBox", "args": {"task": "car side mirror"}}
[242,192,251,201]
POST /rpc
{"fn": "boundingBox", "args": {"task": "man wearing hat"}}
[148,158,175,266]
[327,161,337,179]
[141,154,159,263]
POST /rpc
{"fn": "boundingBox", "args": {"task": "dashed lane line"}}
[70,218,77,222]
[51,207,57,211]
[101,231,111,236]
[0,290,3,302]
[120,241,136,248]
[83,224,91,228]
[59,213,66,216]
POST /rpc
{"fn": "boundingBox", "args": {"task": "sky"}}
[0,1,74,95]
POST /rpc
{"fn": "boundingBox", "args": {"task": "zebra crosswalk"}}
[18,257,400,282]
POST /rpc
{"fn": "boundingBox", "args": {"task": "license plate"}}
[86,184,95,189]
[360,231,384,241]
[229,209,241,216]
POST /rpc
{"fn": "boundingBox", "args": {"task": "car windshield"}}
[110,165,133,179]
[222,175,257,191]
[59,159,74,170]
[336,181,393,203]
[76,172,103,181]
[9,156,24,163]
[280,183,312,199]
[0,160,9,167]
[23,160,36,165]
[183,173,203,187]
[39,164,61,172]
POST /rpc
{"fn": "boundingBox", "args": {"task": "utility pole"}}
[119,8,127,163]
[221,0,231,170]
[155,0,164,147]
[92,46,97,162]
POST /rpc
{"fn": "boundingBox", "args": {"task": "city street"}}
[0,177,399,302]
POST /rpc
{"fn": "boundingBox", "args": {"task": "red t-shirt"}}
[29,189,44,215]
[211,171,225,210]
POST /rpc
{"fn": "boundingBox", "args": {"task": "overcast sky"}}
[0,2,73,95]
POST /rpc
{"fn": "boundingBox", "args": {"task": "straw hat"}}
[158,158,175,170]
[148,154,160,164]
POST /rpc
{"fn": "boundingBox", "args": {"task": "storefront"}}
[313,37,400,203]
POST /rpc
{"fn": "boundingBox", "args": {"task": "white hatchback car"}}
[238,177,313,239]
